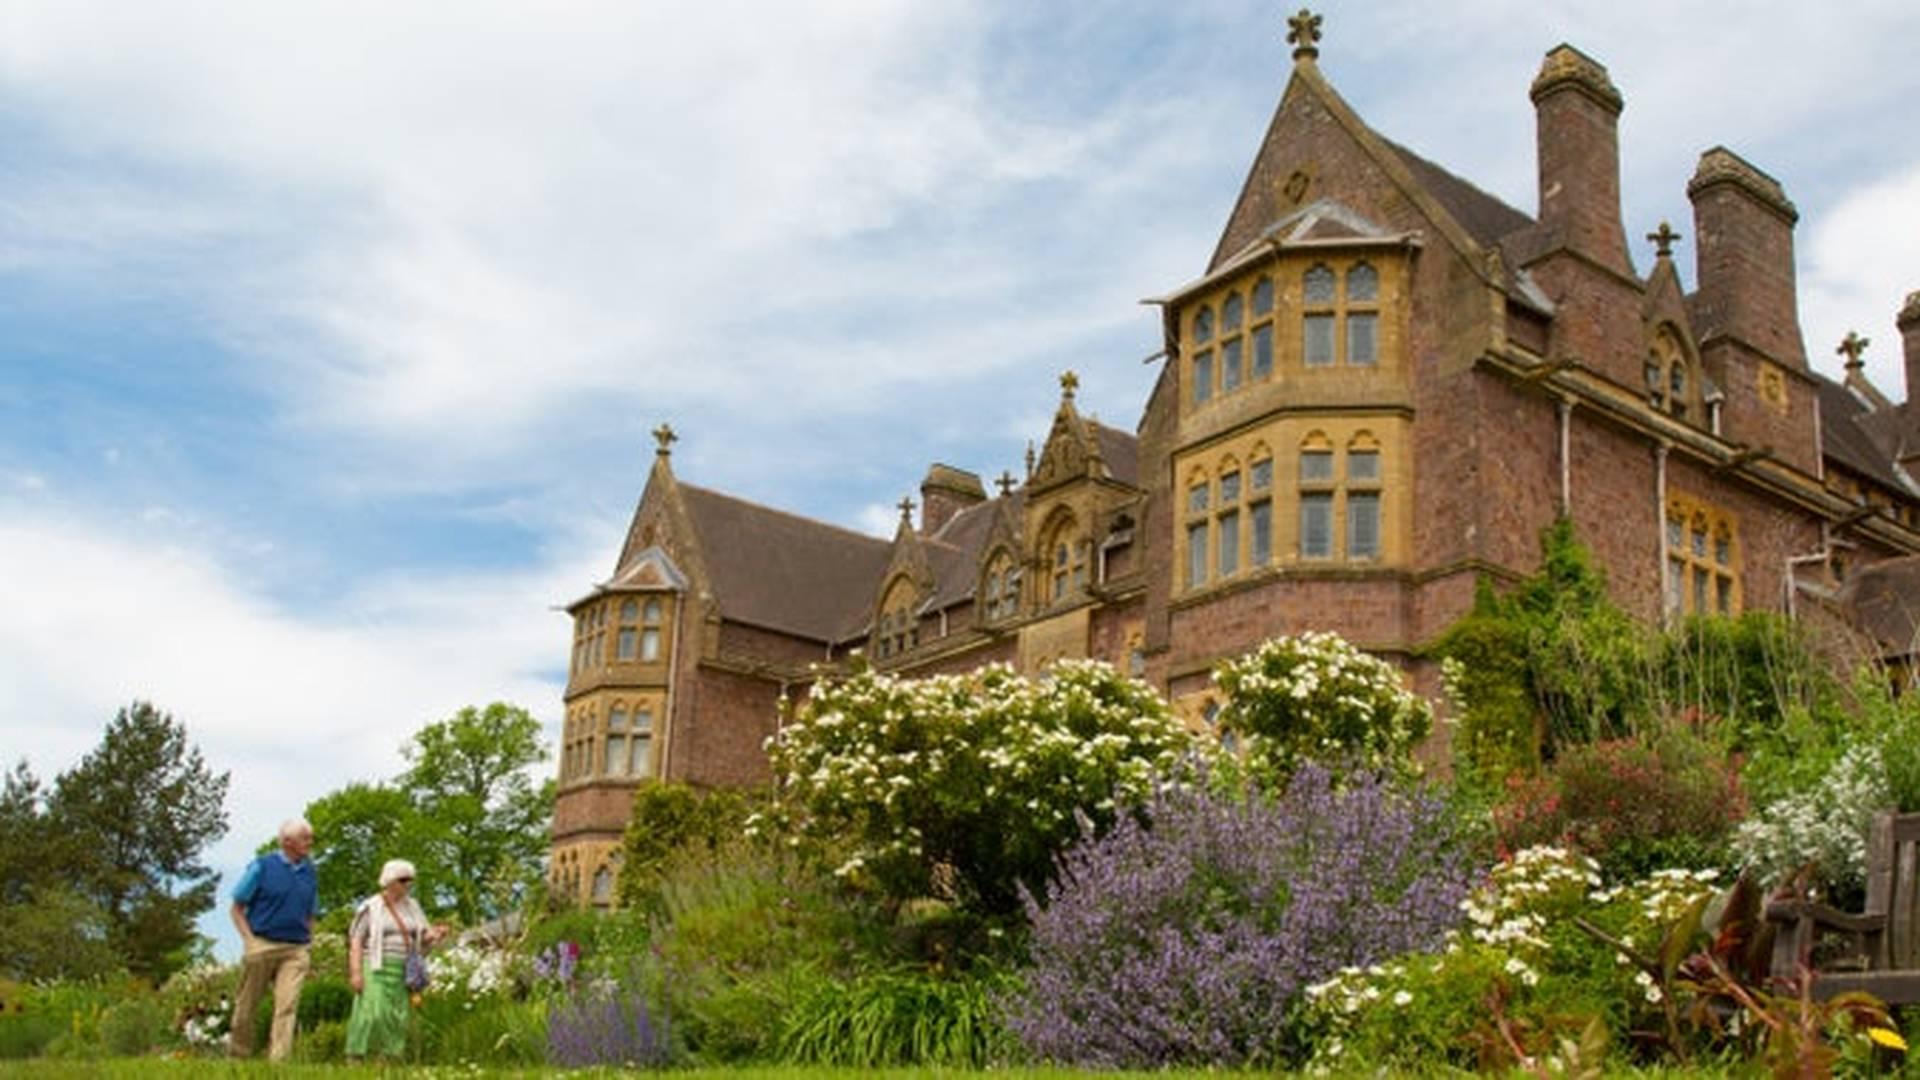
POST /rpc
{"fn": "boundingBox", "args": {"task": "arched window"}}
[1346,432,1382,560]
[1040,514,1086,603]
[982,550,1019,621]
[1221,292,1245,392]
[617,598,639,659]
[1191,304,1215,406]
[591,866,613,906]
[1248,445,1274,567]
[1303,261,1382,367]
[875,577,919,658]
[1299,432,1336,559]
[1664,496,1739,618]
[1646,326,1696,422]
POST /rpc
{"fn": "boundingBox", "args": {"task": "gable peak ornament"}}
[897,496,915,524]
[1287,8,1322,61]
[995,470,1016,497]
[1059,369,1079,400]
[652,423,678,457]
[1646,221,1681,259]
[1837,330,1870,371]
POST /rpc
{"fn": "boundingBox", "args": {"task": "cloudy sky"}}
[3,0,1916,953]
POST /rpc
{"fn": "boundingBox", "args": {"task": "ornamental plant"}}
[1300,847,1724,1073]
[1732,742,1891,901]
[1213,631,1432,788]
[1002,765,1473,1068]
[764,659,1199,918]
[1493,718,1744,881]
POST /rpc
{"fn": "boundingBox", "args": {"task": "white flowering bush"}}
[1732,742,1890,898]
[1213,632,1432,787]
[1299,847,1722,1072]
[426,941,516,1011]
[763,659,1200,916]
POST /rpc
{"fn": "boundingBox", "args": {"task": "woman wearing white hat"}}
[344,858,449,1060]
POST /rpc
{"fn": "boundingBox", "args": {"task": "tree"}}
[299,781,428,923]
[0,760,122,981]
[400,703,553,924]
[46,702,230,983]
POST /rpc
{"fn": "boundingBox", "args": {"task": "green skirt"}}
[345,958,410,1058]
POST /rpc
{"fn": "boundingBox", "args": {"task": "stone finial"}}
[897,496,915,523]
[1025,440,1036,479]
[1059,370,1079,400]
[1838,330,1870,371]
[1687,147,1798,225]
[1286,8,1322,61]
[995,470,1016,497]
[652,423,678,457]
[1530,44,1623,114]
[1900,291,1920,329]
[1646,221,1681,259]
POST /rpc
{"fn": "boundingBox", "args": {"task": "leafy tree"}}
[400,703,553,924]
[46,702,230,982]
[0,760,122,980]
[299,781,427,922]
[616,781,763,913]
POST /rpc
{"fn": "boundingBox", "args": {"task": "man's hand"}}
[349,969,363,993]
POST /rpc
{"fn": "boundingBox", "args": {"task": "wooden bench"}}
[1767,810,1920,1004]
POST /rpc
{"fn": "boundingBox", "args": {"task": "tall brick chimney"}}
[1530,45,1632,279]
[919,464,985,536]
[1686,147,1806,369]
[1901,290,1920,410]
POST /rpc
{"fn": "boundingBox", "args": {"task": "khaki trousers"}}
[230,937,310,1061]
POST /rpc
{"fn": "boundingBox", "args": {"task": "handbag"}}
[381,894,431,992]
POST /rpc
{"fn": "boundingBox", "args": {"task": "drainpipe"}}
[1654,443,1670,629]
[660,588,687,782]
[1557,397,1574,515]
[1783,520,1836,620]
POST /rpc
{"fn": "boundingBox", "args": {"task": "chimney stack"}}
[1687,147,1806,369]
[1901,291,1920,411]
[1531,45,1632,279]
[919,464,985,536]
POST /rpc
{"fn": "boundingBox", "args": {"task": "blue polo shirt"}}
[233,851,317,944]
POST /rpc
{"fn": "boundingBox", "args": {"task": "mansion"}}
[549,16,1920,904]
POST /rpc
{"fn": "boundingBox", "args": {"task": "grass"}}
[0,1060,1751,1078]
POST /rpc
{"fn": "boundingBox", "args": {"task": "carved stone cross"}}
[1837,330,1870,369]
[1287,8,1322,60]
[1059,370,1079,399]
[1646,221,1680,258]
[995,470,1016,497]
[897,496,915,522]
[652,423,678,455]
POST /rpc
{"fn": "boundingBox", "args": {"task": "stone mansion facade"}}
[549,16,1920,904]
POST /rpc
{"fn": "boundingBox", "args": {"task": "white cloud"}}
[1801,162,1920,398]
[0,507,606,873]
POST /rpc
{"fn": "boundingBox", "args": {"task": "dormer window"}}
[1646,326,1697,423]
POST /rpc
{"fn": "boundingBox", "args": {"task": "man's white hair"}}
[278,817,313,841]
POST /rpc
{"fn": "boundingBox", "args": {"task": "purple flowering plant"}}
[545,982,671,1069]
[1001,764,1474,1068]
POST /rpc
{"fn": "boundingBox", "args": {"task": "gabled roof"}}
[923,490,1025,612]
[1381,137,1534,249]
[1839,555,1920,658]
[1816,376,1917,496]
[1091,423,1140,487]
[679,484,893,642]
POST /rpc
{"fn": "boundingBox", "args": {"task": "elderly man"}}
[228,817,318,1061]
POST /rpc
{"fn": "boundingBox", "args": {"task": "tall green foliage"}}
[1434,519,1842,783]
[400,703,554,924]
[43,703,229,983]
[616,782,761,914]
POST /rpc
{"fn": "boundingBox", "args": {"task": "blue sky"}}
[3,1,1918,956]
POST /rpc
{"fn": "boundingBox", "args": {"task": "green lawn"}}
[0,1061,1750,1079]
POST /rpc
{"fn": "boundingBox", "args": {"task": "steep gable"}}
[678,484,892,642]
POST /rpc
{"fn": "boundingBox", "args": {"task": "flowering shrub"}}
[1002,765,1472,1067]
[547,984,671,1068]
[426,941,515,1012]
[1213,632,1432,787]
[1300,847,1722,1072]
[1494,722,1743,880]
[1733,742,1891,900]
[159,961,234,1051]
[765,659,1199,916]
